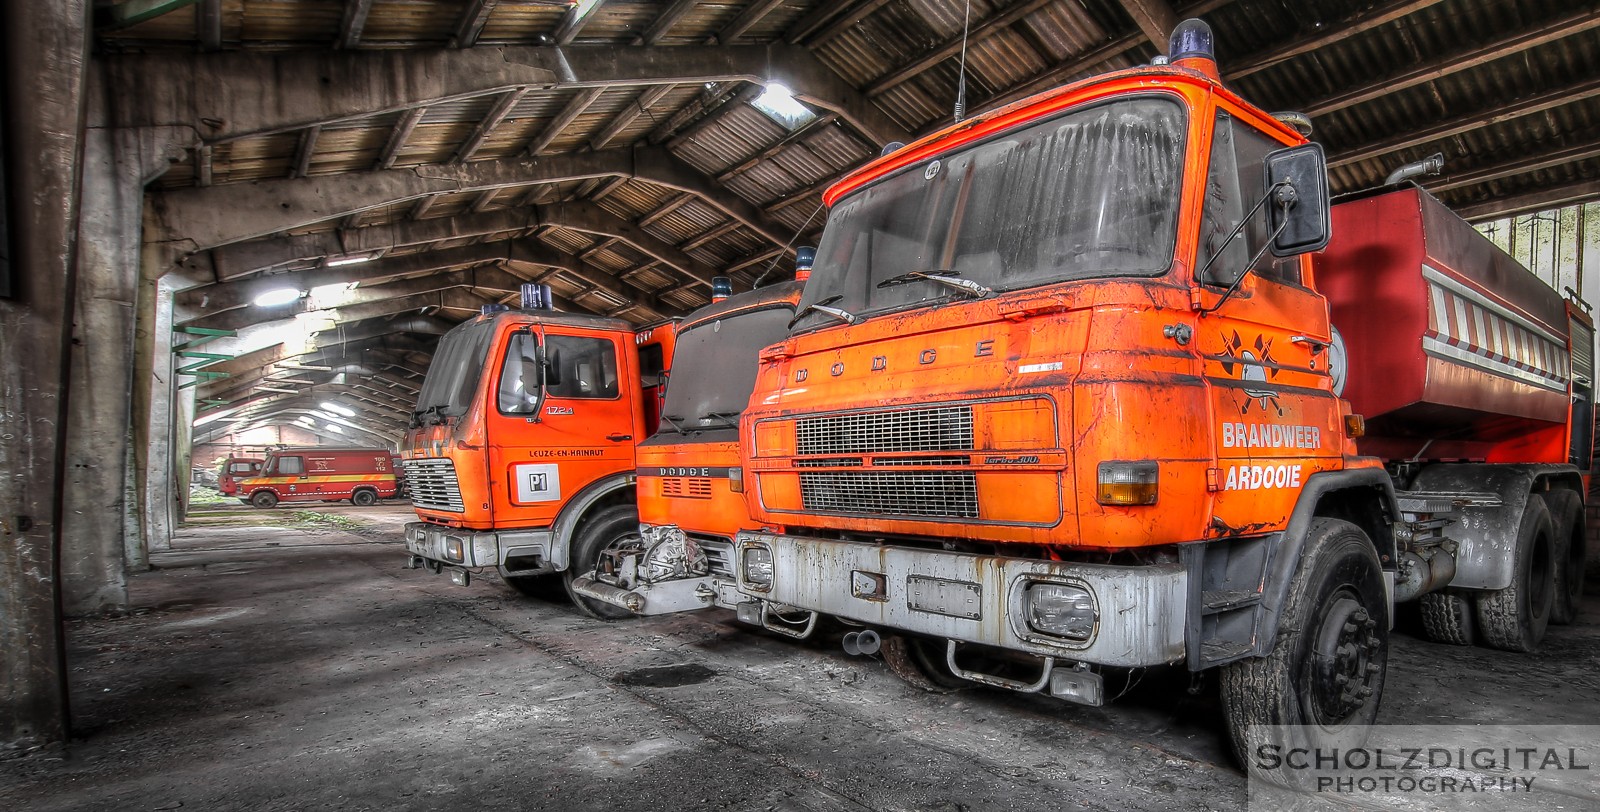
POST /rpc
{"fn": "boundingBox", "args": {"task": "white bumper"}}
[735,532,1189,668]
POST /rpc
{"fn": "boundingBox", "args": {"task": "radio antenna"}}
[953,0,972,122]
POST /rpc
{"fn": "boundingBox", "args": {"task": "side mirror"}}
[1265,143,1331,257]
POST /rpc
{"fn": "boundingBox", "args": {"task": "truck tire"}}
[1475,496,1555,652]
[351,488,377,507]
[1541,489,1585,626]
[881,635,967,692]
[562,505,639,621]
[1219,518,1387,767]
[250,490,278,509]
[1418,590,1474,645]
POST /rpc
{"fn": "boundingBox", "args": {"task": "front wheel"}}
[1220,518,1388,767]
[881,635,967,692]
[562,505,640,621]
[250,490,279,509]
[351,488,378,507]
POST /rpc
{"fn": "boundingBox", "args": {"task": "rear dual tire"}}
[1475,496,1556,652]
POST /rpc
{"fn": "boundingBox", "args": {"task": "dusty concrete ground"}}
[3,503,1599,811]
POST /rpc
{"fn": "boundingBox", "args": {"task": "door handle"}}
[606,433,633,442]
[1289,335,1329,353]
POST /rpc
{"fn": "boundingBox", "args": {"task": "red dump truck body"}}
[1319,187,1592,469]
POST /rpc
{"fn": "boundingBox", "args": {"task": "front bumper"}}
[404,521,553,578]
[734,531,1188,668]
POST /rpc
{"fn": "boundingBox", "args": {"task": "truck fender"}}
[1256,468,1401,654]
[1406,463,1578,591]
[547,473,636,572]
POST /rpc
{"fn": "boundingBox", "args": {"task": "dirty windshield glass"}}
[793,97,1185,331]
[660,305,795,432]
[413,319,496,423]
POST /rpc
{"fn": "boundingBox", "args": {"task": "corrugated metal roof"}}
[93,0,1600,405]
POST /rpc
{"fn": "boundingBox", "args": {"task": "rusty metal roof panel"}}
[211,132,299,184]
[361,2,459,45]
[238,0,345,46]
[564,3,660,43]
[477,2,572,43]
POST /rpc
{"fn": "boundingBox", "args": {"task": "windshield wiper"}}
[788,295,861,329]
[875,269,992,298]
[659,414,688,434]
[699,411,740,427]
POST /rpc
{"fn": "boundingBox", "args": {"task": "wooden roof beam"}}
[337,0,372,49]
[451,0,499,48]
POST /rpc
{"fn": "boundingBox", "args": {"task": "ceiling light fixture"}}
[252,288,302,307]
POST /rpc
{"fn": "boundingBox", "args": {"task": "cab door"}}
[484,324,635,531]
[1192,107,1343,537]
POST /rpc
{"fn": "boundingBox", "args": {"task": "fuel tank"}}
[1315,186,1574,463]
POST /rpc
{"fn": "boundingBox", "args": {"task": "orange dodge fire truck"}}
[592,20,1594,760]
[400,283,676,617]
[570,278,805,620]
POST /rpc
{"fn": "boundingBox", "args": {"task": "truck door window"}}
[1199,111,1300,288]
[496,332,542,415]
[274,456,304,476]
[545,335,619,399]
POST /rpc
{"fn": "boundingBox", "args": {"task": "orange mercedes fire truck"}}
[400,283,677,617]
[628,20,1590,759]
[570,277,805,620]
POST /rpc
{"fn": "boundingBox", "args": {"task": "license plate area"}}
[906,575,982,620]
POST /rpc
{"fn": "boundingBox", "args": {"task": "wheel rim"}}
[1308,592,1382,725]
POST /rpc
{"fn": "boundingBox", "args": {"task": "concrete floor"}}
[3,504,1599,812]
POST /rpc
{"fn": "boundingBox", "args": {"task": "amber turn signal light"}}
[1345,414,1366,438]
[1097,461,1158,506]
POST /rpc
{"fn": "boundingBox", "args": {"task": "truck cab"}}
[569,280,804,618]
[217,456,262,496]
[401,284,676,616]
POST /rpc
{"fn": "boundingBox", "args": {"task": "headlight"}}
[639,525,707,583]
[1025,582,1096,640]
[742,545,774,591]
[1097,461,1158,506]
[444,537,465,563]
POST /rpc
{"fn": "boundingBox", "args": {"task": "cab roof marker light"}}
[1168,18,1220,81]
[794,246,816,283]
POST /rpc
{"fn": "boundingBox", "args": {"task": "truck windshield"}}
[793,97,1186,331]
[413,319,496,423]
[659,304,795,432]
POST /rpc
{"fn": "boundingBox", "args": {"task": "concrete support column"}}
[133,272,181,554]
[60,96,186,614]
[0,0,89,755]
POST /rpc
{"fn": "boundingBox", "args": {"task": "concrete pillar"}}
[60,92,186,614]
[133,272,181,553]
[0,0,89,754]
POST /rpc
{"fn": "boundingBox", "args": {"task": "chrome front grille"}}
[697,539,735,577]
[403,458,465,513]
[795,406,974,456]
[799,471,979,519]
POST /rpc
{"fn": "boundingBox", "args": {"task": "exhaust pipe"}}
[1385,153,1445,187]
[842,629,881,656]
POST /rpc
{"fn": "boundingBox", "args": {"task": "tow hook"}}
[842,629,882,656]
[1162,324,1193,346]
